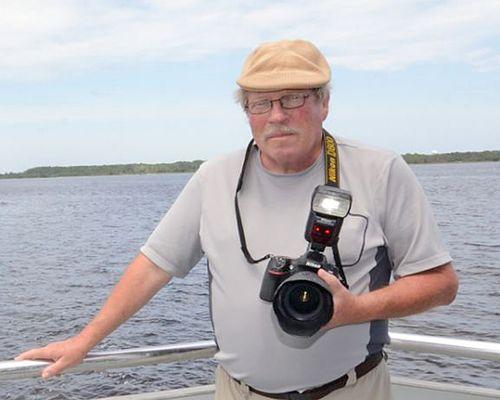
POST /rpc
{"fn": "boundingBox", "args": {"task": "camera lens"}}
[273,271,333,337]
[283,283,323,321]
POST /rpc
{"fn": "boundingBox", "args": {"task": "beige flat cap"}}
[237,39,331,92]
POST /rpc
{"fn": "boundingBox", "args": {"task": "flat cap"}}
[237,39,331,92]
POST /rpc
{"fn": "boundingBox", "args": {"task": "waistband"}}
[237,351,385,400]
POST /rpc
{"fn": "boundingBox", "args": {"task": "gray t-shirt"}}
[141,135,452,393]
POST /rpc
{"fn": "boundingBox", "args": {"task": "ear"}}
[321,93,330,121]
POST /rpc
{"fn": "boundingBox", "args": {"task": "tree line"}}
[1,151,499,179]
[0,161,204,179]
[402,150,500,164]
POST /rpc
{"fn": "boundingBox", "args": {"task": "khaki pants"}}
[215,360,393,400]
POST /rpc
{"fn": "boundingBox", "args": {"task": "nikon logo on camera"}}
[305,260,321,269]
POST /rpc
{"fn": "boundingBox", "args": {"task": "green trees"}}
[402,151,500,164]
[0,161,204,179]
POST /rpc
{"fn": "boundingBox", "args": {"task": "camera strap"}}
[235,129,341,264]
[323,131,339,187]
[321,133,349,284]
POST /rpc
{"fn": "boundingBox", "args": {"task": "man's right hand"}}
[15,336,91,379]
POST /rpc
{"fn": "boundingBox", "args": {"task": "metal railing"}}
[0,340,217,381]
[1,332,499,381]
[389,332,500,362]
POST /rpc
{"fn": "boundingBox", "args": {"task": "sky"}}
[1,0,499,173]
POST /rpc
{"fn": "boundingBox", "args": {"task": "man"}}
[18,40,458,399]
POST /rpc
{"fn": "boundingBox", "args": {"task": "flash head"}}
[311,185,352,218]
[305,185,352,251]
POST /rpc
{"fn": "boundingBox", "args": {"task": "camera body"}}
[260,251,347,337]
[259,185,352,337]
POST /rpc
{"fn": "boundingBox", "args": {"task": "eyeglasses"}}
[246,93,311,114]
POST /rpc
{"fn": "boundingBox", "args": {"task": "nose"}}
[267,100,288,123]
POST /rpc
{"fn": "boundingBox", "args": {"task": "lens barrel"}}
[273,271,333,337]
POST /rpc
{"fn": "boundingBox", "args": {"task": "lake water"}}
[0,162,499,399]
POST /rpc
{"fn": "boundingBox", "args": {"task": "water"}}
[0,162,499,399]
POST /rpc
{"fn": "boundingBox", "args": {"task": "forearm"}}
[75,253,172,350]
[351,263,458,323]
[320,263,459,328]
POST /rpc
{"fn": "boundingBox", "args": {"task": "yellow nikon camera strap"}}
[323,129,339,187]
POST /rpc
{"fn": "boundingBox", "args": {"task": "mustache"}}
[263,125,299,139]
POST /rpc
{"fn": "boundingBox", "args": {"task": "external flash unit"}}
[305,185,352,251]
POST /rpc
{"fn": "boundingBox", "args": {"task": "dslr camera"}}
[259,185,352,337]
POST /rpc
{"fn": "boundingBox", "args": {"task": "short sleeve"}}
[380,156,452,279]
[140,172,203,278]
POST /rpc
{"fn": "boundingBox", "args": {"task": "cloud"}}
[0,0,499,80]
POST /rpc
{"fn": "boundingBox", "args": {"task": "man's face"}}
[246,89,329,171]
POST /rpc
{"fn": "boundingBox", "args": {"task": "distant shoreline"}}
[0,160,203,180]
[402,150,500,165]
[1,151,499,179]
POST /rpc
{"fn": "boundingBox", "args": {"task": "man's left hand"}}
[317,268,363,328]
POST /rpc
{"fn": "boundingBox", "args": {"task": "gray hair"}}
[234,85,331,111]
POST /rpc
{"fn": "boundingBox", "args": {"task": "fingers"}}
[15,340,87,380]
[15,347,52,362]
[14,347,58,380]
[318,269,358,329]
[41,358,69,379]
[317,268,343,292]
[15,346,60,379]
